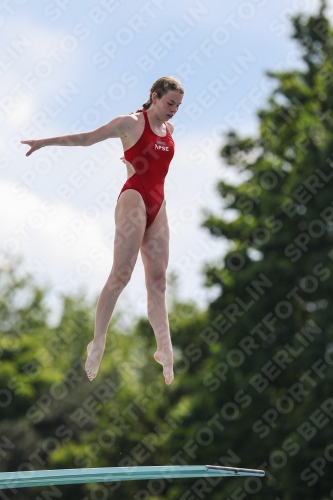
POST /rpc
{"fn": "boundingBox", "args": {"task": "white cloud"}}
[7,100,34,126]
[2,16,66,89]
[1,14,85,140]
[0,178,113,294]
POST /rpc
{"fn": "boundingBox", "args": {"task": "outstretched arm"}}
[21,115,131,156]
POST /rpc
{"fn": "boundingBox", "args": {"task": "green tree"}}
[172,1,333,498]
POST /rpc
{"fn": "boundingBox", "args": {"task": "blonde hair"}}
[135,76,184,113]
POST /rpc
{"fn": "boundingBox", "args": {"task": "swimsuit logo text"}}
[155,143,169,151]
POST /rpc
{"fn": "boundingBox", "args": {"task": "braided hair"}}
[134,76,184,113]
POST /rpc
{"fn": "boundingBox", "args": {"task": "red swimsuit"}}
[117,109,174,226]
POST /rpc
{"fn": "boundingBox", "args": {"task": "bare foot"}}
[154,348,174,385]
[85,340,105,381]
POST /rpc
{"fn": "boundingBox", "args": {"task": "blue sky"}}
[1,0,330,324]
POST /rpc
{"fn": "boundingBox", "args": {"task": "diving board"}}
[0,465,265,489]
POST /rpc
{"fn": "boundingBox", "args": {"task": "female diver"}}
[21,76,184,385]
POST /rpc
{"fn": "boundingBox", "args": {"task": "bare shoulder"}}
[117,112,143,133]
[119,112,142,124]
[105,113,143,138]
[166,121,174,134]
